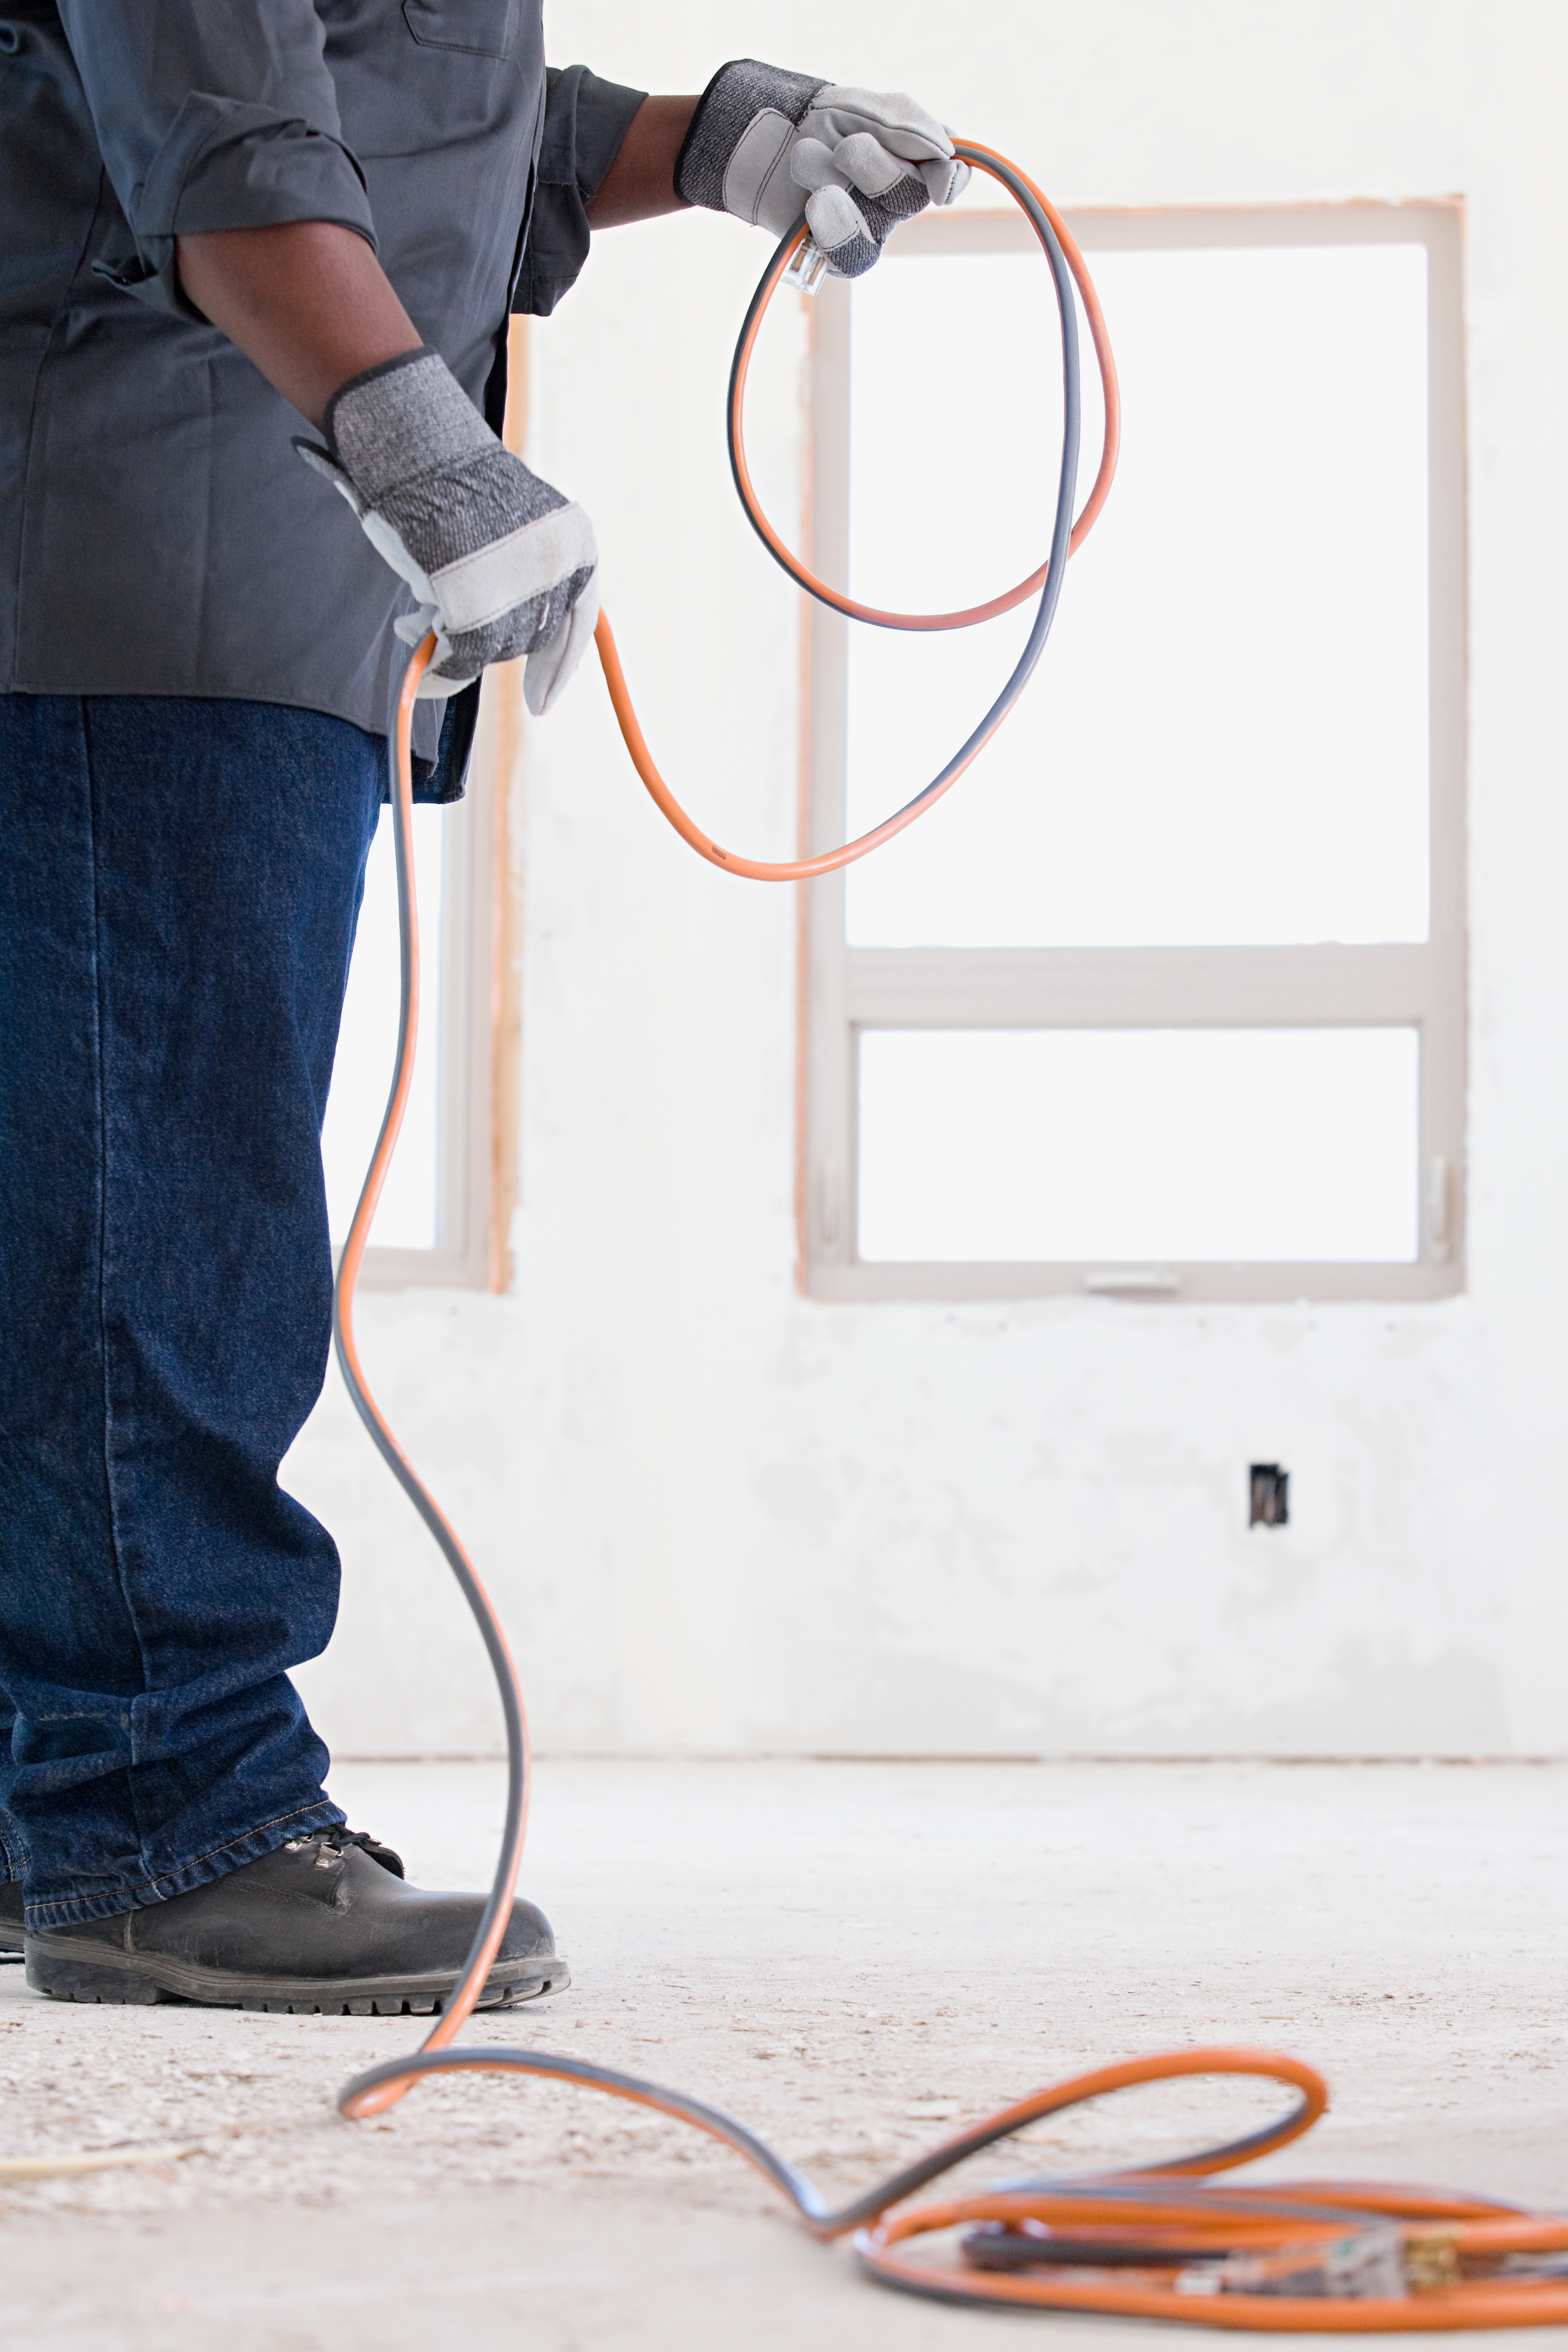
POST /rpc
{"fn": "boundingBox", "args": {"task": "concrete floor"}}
[2,1758,1566,2350]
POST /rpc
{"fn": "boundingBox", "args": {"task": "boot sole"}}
[23,1934,568,2014]
[0,1932,21,1963]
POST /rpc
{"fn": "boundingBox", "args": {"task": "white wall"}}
[289,0,1568,1761]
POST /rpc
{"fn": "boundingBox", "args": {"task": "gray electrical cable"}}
[323,151,1329,2295]
[728,144,1082,828]
[331,665,530,2045]
[311,151,1568,2337]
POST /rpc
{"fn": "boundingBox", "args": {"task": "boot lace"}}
[284,1826,405,1878]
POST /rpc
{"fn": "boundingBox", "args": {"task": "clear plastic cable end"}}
[783,239,832,297]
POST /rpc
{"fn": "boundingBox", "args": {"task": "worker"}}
[0,10,968,2013]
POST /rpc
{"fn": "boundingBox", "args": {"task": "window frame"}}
[801,201,1467,1304]
[355,692,498,1290]
[352,327,528,1294]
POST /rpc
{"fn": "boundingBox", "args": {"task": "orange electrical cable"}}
[859,2182,1568,2329]
[328,164,1568,2329]
[333,628,531,2121]
[593,140,1121,882]
[726,149,1120,632]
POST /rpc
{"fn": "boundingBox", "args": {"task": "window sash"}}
[802,202,1466,1303]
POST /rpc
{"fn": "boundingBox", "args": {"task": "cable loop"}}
[594,141,1112,882]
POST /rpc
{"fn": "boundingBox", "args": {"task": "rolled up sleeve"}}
[513,64,648,318]
[57,0,376,318]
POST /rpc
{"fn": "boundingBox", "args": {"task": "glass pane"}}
[858,1028,1419,1262]
[322,805,444,1250]
[844,241,1430,946]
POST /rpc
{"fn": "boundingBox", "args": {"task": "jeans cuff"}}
[23,1797,347,1931]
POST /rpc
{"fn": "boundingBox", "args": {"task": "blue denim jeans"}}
[0,694,388,1928]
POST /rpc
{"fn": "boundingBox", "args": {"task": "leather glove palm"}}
[675,60,970,278]
[296,349,597,713]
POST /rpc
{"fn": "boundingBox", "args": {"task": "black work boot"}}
[0,1879,21,1959]
[24,1828,567,2014]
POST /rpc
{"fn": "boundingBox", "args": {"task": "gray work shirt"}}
[0,2,645,784]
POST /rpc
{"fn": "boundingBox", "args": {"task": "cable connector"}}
[1177,2229,1408,2303]
[783,238,832,297]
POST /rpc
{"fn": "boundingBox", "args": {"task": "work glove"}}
[295,349,597,711]
[674,59,970,279]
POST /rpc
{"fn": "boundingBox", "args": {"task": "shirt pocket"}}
[403,0,517,57]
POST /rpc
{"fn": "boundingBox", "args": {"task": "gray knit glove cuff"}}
[295,349,597,714]
[674,59,969,279]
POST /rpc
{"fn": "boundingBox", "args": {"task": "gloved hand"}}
[295,349,597,712]
[674,60,970,279]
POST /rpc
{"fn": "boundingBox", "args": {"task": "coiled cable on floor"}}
[330,154,1568,2327]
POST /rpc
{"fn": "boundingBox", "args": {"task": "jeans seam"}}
[81,702,154,1862]
[0,1818,25,1880]
[24,1795,347,1927]
[146,1796,344,1889]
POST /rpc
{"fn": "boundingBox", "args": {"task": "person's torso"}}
[0,0,545,751]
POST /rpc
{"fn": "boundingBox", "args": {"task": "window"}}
[320,328,528,1293]
[802,204,1464,1301]
[320,660,526,1294]
[320,693,499,1287]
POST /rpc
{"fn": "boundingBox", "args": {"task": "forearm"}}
[176,222,421,428]
[178,91,698,421]
[585,94,698,230]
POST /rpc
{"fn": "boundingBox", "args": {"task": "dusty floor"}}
[2,1758,1566,2350]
